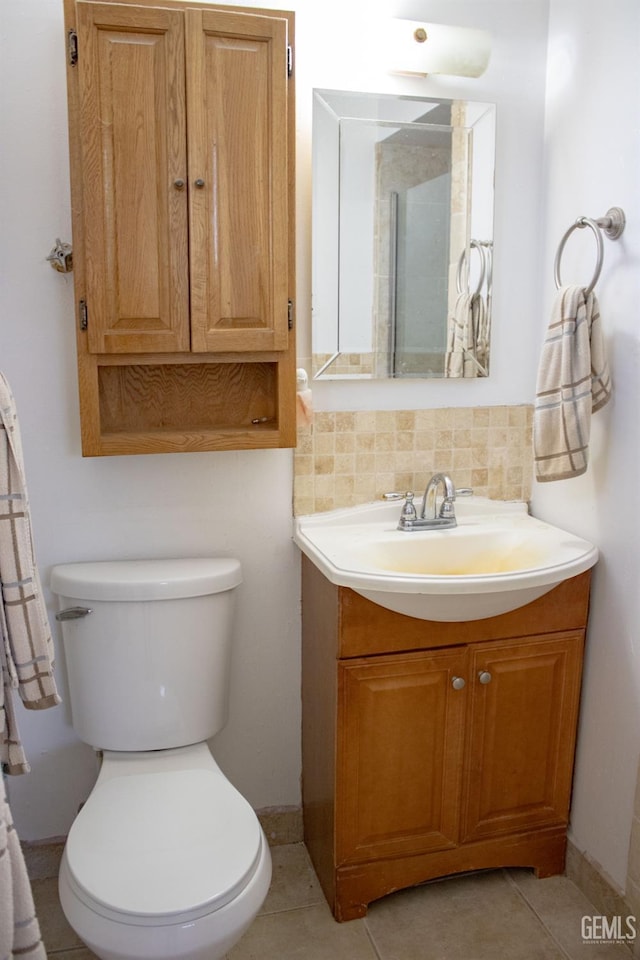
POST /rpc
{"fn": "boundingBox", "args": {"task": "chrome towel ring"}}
[456,239,486,297]
[554,206,625,295]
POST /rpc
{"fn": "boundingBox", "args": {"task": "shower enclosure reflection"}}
[312,90,496,379]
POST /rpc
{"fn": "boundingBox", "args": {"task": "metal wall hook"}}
[47,238,73,273]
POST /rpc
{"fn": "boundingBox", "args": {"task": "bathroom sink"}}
[293,497,598,622]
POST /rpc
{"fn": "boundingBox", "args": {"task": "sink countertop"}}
[293,497,598,622]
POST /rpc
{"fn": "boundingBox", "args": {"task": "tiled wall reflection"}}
[294,405,533,516]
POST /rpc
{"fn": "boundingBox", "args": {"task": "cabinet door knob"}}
[451,676,466,691]
[194,178,205,188]
[173,178,185,189]
[478,670,492,685]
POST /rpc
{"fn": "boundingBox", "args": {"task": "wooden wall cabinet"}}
[63,0,295,455]
[301,556,591,921]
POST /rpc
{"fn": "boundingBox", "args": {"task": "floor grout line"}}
[363,914,386,960]
[502,869,575,960]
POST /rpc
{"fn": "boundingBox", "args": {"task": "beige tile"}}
[391,473,413,495]
[453,428,472,448]
[415,409,436,429]
[314,433,335,456]
[414,429,435,451]
[260,844,324,916]
[294,497,314,517]
[508,869,634,959]
[457,408,477,429]
[315,412,336,433]
[489,406,510,426]
[355,432,375,452]
[335,412,356,432]
[565,842,632,929]
[394,431,414,452]
[473,407,491,427]
[395,410,415,431]
[375,411,396,432]
[22,841,65,881]
[314,456,335,476]
[365,870,567,960]
[335,453,356,475]
[435,408,455,428]
[314,475,335,498]
[374,431,395,452]
[374,473,396,497]
[228,901,378,960]
[32,877,84,953]
[355,453,375,474]
[452,448,473,470]
[258,808,303,846]
[335,433,356,454]
[355,411,377,433]
[294,455,313,476]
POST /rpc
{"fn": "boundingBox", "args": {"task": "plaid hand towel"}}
[0,372,60,775]
[445,294,489,378]
[534,285,612,482]
[0,776,46,959]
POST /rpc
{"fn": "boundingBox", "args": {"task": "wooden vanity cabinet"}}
[301,556,590,921]
[63,0,295,455]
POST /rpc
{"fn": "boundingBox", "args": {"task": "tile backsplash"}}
[294,405,533,516]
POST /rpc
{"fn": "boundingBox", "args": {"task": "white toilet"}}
[50,558,271,960]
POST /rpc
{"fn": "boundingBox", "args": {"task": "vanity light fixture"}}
[388,19,491,78]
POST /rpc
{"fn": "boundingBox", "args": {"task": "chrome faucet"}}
[397,473,471,532]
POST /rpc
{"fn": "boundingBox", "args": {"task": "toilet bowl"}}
[58,744,271,960]
[51,558,271,960]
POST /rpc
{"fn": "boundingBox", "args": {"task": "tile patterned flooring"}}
[35,843,633,960]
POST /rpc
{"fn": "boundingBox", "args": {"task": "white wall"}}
[0,0,550,840]
[531,0,640,891]
[0,0,302,839]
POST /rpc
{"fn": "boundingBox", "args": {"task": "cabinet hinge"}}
[287,45,293,78]
[68,29,78,67]
[79,299,88,331]
[287,299,294,330]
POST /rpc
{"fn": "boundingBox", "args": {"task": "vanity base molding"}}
[331,830,566,922]
[301,556,591,922]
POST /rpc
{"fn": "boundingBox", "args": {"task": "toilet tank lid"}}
[50,558,242,601]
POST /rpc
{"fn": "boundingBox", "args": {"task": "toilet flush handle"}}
[55,606,93,621]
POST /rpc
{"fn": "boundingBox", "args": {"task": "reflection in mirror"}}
[312,90,496,380]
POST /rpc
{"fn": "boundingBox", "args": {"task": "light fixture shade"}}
[388,19,491,78]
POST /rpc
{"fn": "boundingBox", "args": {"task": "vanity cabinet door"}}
[336,649,467,864]
[76,2,190,355]
[461,631,584,843]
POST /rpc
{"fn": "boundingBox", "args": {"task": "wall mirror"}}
[312,89,496,380]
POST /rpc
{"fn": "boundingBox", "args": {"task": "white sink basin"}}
[293,497,598,622]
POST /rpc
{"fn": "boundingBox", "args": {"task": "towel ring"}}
[554,206,625,296]
[456,240,486,297]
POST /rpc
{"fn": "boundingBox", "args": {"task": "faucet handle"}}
[400,491,417,522]
[455,487,473,497]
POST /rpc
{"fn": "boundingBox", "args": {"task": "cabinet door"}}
[186,9,289,353]
[337,649,466,864]
[461,632,584,843]
[76,2,190,354]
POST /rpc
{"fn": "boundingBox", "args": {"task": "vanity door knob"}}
[194,178,205,188]
[451,676,466,691]
[173,178,185,189]
[478,670,492,685]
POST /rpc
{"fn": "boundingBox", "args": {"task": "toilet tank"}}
[50,558,242,752]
